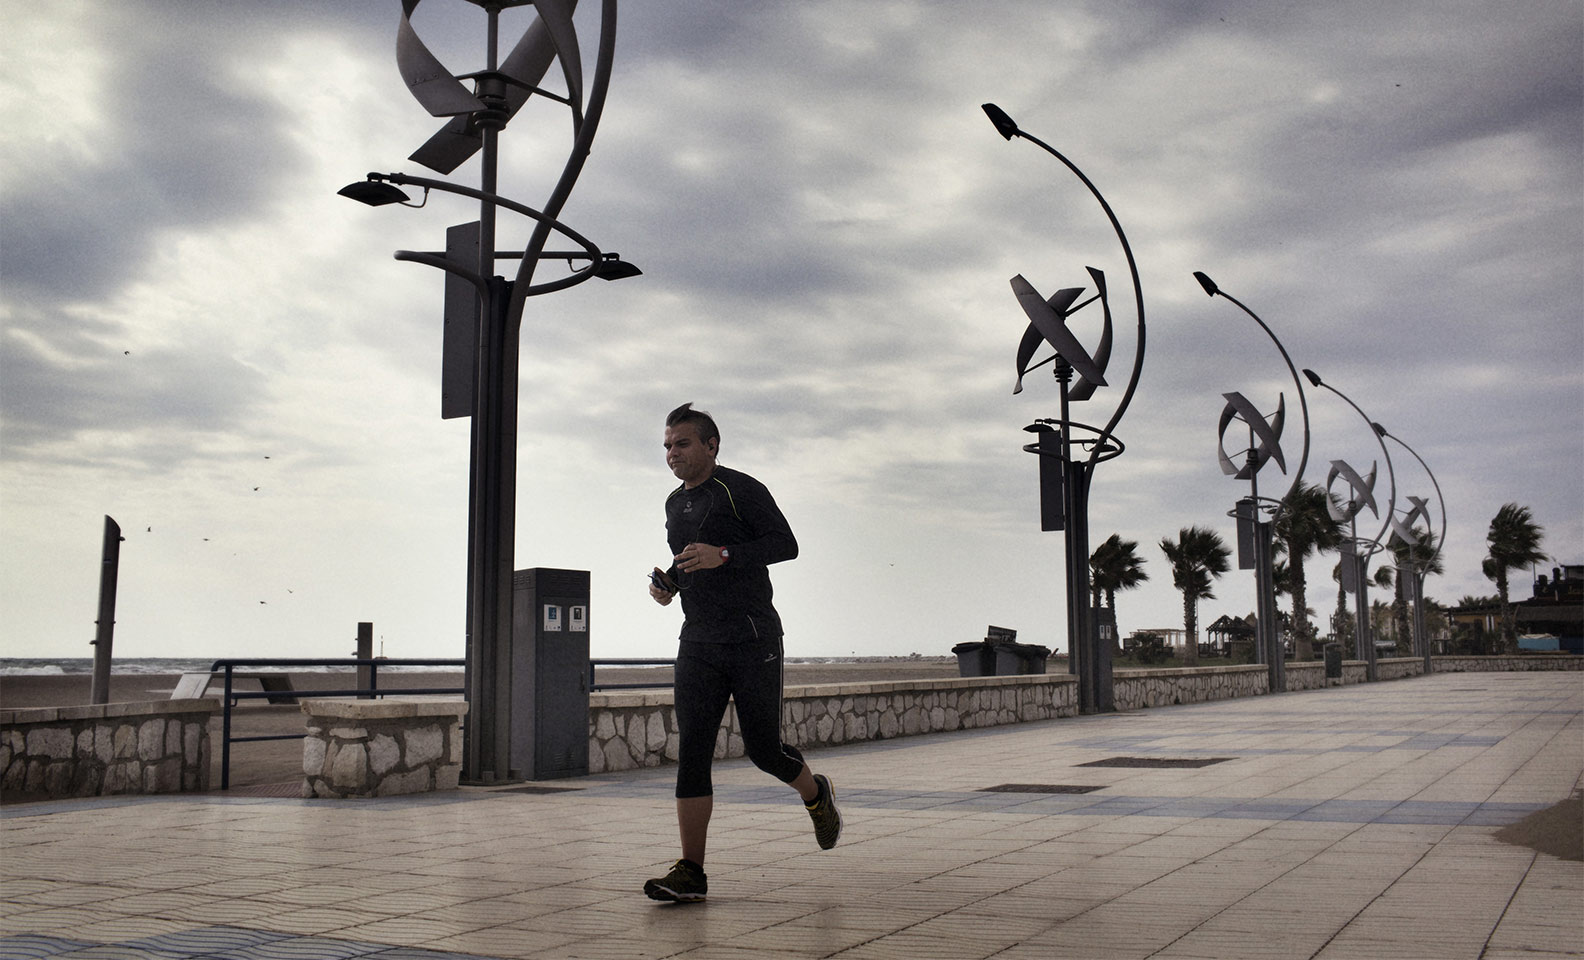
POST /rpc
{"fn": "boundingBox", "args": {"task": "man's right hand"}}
[649,567,676,605]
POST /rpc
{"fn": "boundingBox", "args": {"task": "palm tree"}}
[1159,526,1231,668]
[1090,534,1149,641]
[1485,503,1546,654]
[1272,483,1346,661]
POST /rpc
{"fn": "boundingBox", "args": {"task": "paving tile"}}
[2,672,1579,959]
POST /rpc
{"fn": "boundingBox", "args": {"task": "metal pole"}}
[356,622,374,699]
[1071,466,1109,711]
[221,665,234,790]
[464,7,516,785]
[1352,551,1377,681]
[90,516,122,705]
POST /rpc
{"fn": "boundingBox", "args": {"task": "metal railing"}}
[212,657,464,790]
[587,658,675,691]
[213,656,677,789]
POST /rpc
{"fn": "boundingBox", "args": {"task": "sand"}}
[2,661,963,793]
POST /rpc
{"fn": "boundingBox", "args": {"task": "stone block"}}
[102,761,135,794]
[645,712,666,753]
[44,761,73,796]
[603,738,633,772]
[376,768,431,797]
[27,726,73,759]
[435,764,460,791]
[76,728,94,757]
[148,758,182,793]
[138,719,165,761]
[185,723,201,766]
[330,741,367,790]
[369,734,400,776]
[113,724,136,759]
[878,710,898,739]
[404,727,443,767]
[329,726,368,741]
[303,736,327,775]
[449,725,463,762]
[165,720,182,758]
[595,712,615,740]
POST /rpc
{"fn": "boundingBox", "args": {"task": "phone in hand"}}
[649,569,676,593]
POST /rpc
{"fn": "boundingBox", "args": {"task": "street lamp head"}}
[1371,422,1388,437]
[593,253,642,281]
[337,177,415,206]
[1302,368,1323,387]
[1192,271,1219,297]
[982,102,1020,140]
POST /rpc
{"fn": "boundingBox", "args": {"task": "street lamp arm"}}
[998,123,1145,469]
[393,250,490,298]
[1193,275,1310,503]
[376,171,604,267]
[1381,427,1447,569]
[1313,377,1397,554]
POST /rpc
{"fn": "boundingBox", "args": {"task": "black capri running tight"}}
[673,635,806,798]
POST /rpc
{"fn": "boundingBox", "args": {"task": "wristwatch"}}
[719,547,730,563]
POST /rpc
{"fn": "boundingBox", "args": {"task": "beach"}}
[1,659,963,792]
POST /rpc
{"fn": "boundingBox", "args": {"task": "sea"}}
[0,658,464,677]
[1,655,937,677]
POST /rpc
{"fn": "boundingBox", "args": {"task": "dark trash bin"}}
[952,641,996,677]
[995,642,1051,675]
[1323,642,1343,679]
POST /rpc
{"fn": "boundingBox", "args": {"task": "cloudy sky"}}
[2,1,1580,665]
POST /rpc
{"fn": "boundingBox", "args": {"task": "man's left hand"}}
[674,543,725,574]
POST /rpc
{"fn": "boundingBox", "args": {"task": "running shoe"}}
[806,773,842,849]
[644,858,708,902]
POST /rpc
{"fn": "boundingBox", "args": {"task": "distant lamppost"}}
[1303,369,1396,682]
[340,0,635,783]
[1193,272,1310,692]
[1375,423,1446,672]
[984,103,1147,714]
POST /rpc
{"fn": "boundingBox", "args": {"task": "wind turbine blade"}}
[1013,323,1043,394]
[397,0,483,117]
[409,3,579,174]
[532,0,584,119]
[1069,268,1112,401]
[1009,275,1106,387]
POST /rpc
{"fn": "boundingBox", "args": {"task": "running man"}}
[643,402,841,903]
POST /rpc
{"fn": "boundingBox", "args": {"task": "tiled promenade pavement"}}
[3,671,1580,960]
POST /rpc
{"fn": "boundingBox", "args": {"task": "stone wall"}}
[589,675,1078,774]
[1,699,214,799]
[301,699,467,798]
[1434,655,1584,672]
[586,658,1454,774]
[1112,665,1267,709]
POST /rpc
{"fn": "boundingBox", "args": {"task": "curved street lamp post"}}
[340,0,634,782]
[1375,424,1447,673]
[1304,369,1396,682]
[1193,272,1311,693]
[985,103,1146,714]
